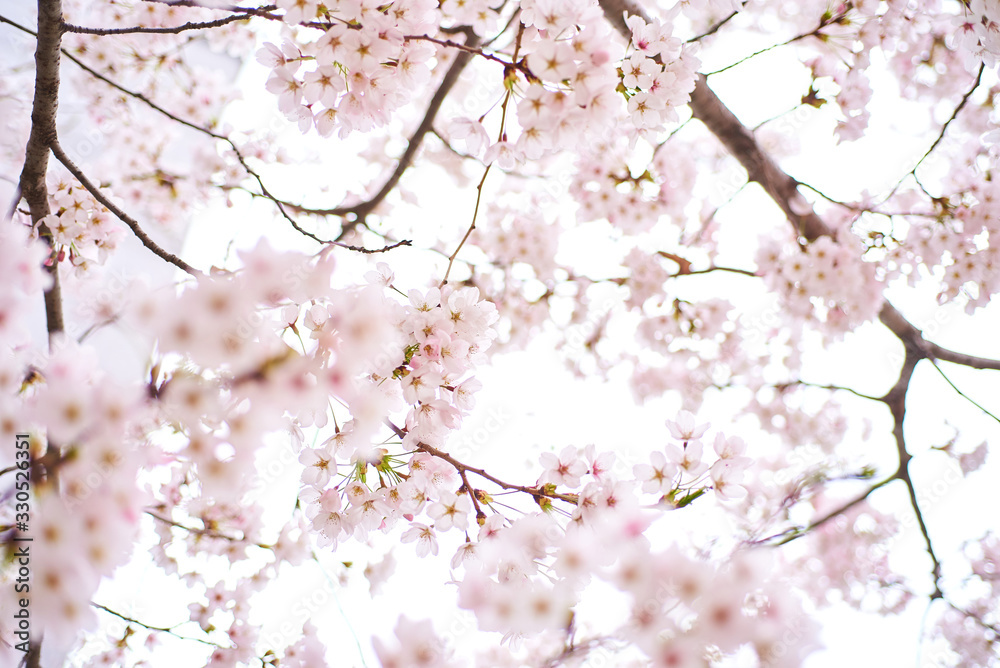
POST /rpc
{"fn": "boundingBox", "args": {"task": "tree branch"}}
[767,474,893,546]
[51,33,334,244]
[906,63,984,187]
[62,7,269,35]
[384,420,578,505]
[18,0,65,339]
[331,239,413,254]
[49,140,201,276]
[598,0,975,607]
[23,641,41,668]
[687,7,741,43]
[928,360,1000,424]
[303,30,481,232]
[878,346,943,598]
[92,602,224,647]
[774,379,881,402]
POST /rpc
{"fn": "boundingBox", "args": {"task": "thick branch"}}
[688,75,833,242]
[598,0,968,606]
[877,304,1000,371]
[18,0,65,338]
[24,641,41,668]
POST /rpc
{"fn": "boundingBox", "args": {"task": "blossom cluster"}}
[259,0,439,138]
[450,495,818,667]
[39,174,122,271]
[293,270,499,552]
[890,179,1000,312]
[0,336,147,649]
[756,234,884,334]
[952,0,1000,68]
[571,139,672,235]
[620,11,699,131]
[632,410,752,503]
[480,207,560,278]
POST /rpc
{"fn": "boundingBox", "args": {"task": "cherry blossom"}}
[2,0,999,665]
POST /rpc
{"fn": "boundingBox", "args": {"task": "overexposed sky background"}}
[4,1,999,665]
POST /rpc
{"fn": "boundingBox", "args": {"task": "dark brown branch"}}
[49,140,201,276]
[877,305,1000,371]
[0,13,39,37]
[333,239,413,254]
[457,467,486,526]
[62,7,268,35]
[18,0,65,338]
[405,34,509,66]
[24,642,41,668]
[16,6,63,661]
[926,343,1000,371]
[688,74,834,242]
[878,345,943,597]
[54,36,333,245]
[305,31,481,230]
[599,0,972,607]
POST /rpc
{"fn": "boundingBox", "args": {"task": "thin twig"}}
[881,64,985,203]
[92,602,224,647]
[62,7,269,35]
[440,25,524,284]
[384,420,578,505]
[928,359,1000,424]
[442,164,490,285]
[775,379,881,402]
[767,475,893,546]
[332,239,413,254]
[909,64,985,181]
[702,5,853,77]
[687,7,741,43]
[405,34,510,66]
